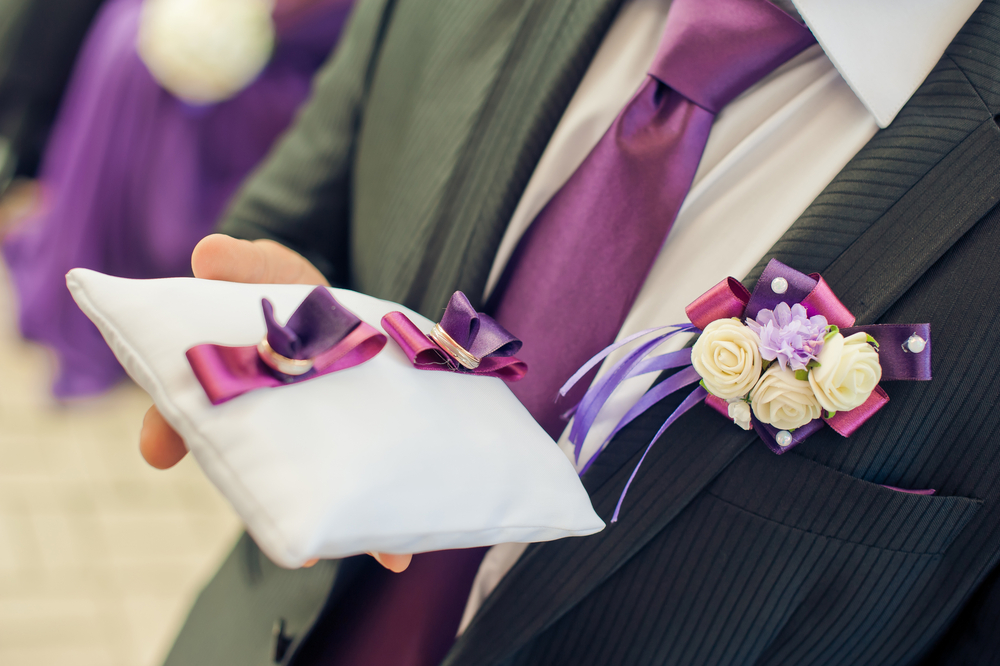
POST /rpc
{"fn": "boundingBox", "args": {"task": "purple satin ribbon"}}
[187,287,387,405]
[381,292,528,382]
[567,259,933,521]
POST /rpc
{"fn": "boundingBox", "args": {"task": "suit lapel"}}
[447,5,1000,664]
[742,54,1000,300]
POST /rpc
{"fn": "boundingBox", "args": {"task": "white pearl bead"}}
[771,277,788,294]
[905,334,926,353]
[776,430,793,448]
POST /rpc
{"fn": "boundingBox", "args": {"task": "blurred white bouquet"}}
[137,0,276,104]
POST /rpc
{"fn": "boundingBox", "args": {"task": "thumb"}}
[191,234,329,286]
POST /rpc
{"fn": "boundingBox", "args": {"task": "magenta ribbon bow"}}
[187,287,387,405]
[381,292,528,382]
[561,259,932,521]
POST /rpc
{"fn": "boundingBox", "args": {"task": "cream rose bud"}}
[727,400,752,431]
[691,319,762,399]
[750,366,823,430]
[808,332,882,412]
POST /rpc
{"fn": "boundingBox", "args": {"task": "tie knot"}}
[649,0,814,114]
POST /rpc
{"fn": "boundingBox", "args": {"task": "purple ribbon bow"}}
[562,259,932,522]
[381,292,528,382]
[187,287,387,405]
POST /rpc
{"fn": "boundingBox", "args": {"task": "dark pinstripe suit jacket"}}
[164,1,1000,664]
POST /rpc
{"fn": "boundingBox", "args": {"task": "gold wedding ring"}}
[428,323,481,370]
[257,337,314,376]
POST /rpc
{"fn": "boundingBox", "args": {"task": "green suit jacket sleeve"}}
[215,0,617,318]
[217,0,392,287]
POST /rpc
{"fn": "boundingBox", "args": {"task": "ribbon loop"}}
[685,277,750,330]
[801,275,855,327]
[439,292,522,359]
[825,386,890,437]
[744,259,818,320]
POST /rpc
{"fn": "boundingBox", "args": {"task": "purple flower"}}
[745,303,828,371]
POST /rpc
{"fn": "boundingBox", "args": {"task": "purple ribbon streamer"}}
[580,364,702,475]
[560,324,698,462]
[558,324,698,396]
[610,386,708,523]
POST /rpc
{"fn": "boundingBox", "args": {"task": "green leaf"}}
[827,410,836,419]
[866,334,880,350]
[794,369,809,381]
[807,360,821,369]
[824,324,840,342]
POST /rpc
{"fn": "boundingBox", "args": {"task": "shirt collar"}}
[792,0,982,127]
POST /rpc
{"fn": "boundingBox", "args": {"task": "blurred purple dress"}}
[1,0,353,397]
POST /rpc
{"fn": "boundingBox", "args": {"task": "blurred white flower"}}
[138,0,275,105]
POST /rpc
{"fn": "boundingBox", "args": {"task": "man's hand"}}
[139,233,328,469]
[138,234,412,573]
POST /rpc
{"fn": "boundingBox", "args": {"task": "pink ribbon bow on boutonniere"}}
[561,259,932,521]
[186,287,387,405]
[381,292,528,382]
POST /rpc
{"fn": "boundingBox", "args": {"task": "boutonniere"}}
[381,292,528,382]
[562,259,932,521]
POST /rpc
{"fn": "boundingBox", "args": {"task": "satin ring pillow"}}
[67,269,603,568]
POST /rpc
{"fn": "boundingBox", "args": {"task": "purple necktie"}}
[492,0,814,437]
[309,3,813,665]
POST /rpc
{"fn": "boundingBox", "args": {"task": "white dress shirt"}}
[460,0,982,633]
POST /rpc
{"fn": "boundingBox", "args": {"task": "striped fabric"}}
[449,3,1000,664]
[166,1,1000,664]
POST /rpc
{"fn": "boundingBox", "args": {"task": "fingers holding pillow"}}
[371,552,413,573]
[191,234,330,286]
[140,234,330,470]
[140,405,188,469]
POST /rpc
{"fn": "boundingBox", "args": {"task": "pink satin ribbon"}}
[685,277,751,330]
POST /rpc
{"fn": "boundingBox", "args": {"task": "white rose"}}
[138,0,275,105]
[727,400,752,431]
[750,366,823,430]
[691,319,762,399]
[808,332,882,413]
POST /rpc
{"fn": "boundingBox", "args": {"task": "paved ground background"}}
[0,261,242,665]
